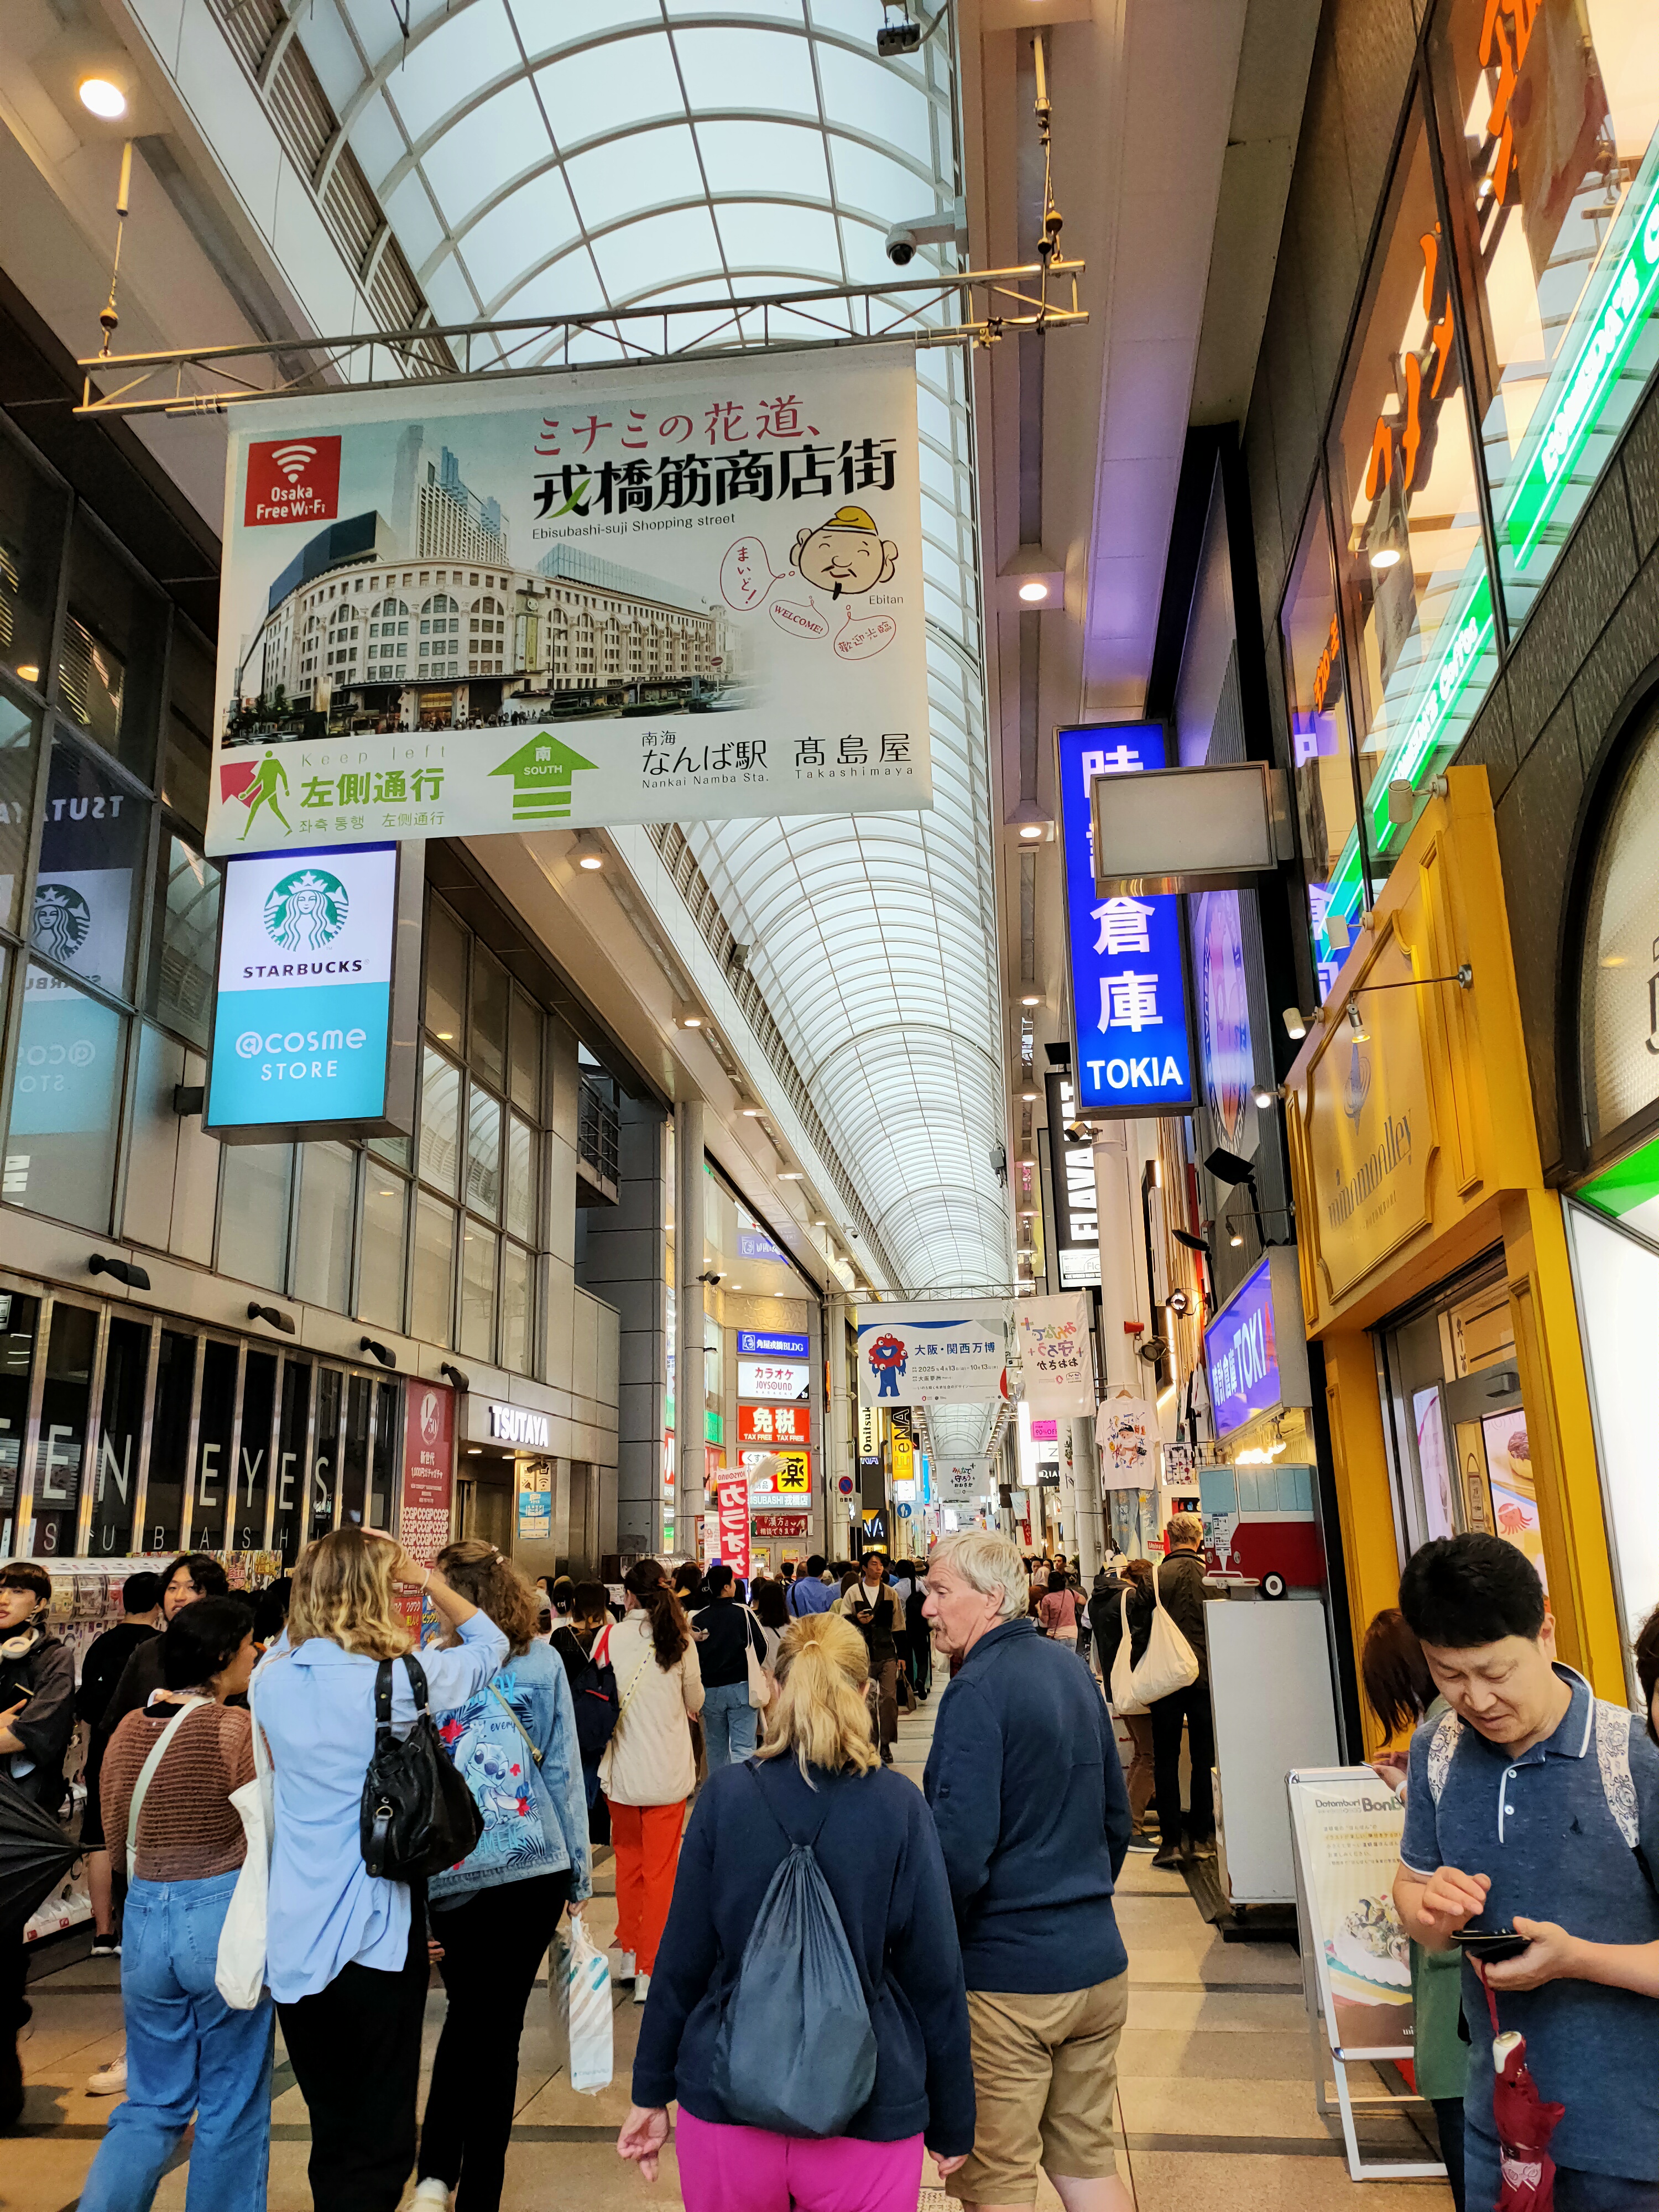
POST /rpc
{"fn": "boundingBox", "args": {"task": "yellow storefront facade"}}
[1283,767,1624,1748]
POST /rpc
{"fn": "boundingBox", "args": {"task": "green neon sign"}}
[1506,166,1659,570]
[1365,573,1495,849]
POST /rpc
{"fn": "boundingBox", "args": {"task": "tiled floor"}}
[4,1688,1453,2212]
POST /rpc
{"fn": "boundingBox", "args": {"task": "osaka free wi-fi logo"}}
[262,868,349,953]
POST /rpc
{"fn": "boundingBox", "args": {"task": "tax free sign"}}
[205,840,421,1144]
[1057,723,1194,1117]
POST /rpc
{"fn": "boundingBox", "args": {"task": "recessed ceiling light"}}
[779,1169,803,1180]
[14,664,39,684]
[1017,822,1044,839]
[1018,992,1042,1008]
[742,1106,763,1117]
[1370,546,1402,571]
[1018,580,1049,602]
[435,1030,455,1041]
[79,77,127,118]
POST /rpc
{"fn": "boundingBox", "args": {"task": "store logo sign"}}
[264,868,349,952]
[490,1404,550,1449]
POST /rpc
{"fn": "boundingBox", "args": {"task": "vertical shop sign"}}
[1044,1071,1100,1287]
[397,1383,453,1634]
[517,1460,552,1543]
[1056,722,1194,1117]
[715,1472,750,1579]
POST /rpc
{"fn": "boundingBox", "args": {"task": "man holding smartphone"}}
[1392,1533,1659,2212]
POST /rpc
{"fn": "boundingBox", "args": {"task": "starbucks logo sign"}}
[30,883,92,966]
[263,867,349,953]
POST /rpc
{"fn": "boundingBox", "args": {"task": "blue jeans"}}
[702,1680,758,1768]
[79,1870,274,2212]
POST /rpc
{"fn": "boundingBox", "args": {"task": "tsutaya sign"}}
[1056,722,1194,1117]
[206,354,930,856]
[204,839,421,1144]
[490,1403,551,1449]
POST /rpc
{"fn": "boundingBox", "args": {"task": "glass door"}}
[309,1368,346,1544]
[188,1339,239,1552]
[89,1315,152,1557]
[274,1360,312,1565]
[32,1301,99,1558]
[237,1352,278,1556]
[145,1330,197,1555]
[0,1293,42,1559]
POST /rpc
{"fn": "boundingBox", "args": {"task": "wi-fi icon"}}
[270,443,317,483]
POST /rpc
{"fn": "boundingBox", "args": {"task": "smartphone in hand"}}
[1453,1927,1532,1963]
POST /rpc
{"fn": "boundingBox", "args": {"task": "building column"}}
[1070,1417,1105,1580]
[827,1292,851,1556]
[675,1098,706,1545]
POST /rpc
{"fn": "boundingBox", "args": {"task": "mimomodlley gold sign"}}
[1281,769,1626,1722]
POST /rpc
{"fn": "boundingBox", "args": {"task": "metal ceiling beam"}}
[74,258,1087,417]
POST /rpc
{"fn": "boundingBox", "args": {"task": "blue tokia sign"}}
[1056,722,1194,1117]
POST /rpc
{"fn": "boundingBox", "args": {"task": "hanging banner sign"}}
[1094,1390,1159,1489]
[206,354,930,857]
[1057,722,1194,1117]
[714,1472,750,1580]
[940,1458,993,1503]
[855,1302,1009,1407]
[1044,1072,1100,1287]
[1015,1292,1095,1416]
[396,1383,454,1635]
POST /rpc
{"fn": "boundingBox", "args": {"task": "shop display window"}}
[91,1315,148,1557]
[6,966,125,1233]
[145,1329,196,1556]
[1432,0,1659,637]
[0,1293,39,1555]
[0,425,66,703]
[0,693,40,938]
[1328,98,1500,882]
[191,1339,239,1551]
[236,1350,278,1555]
[310,1367,345,1544]
[274,1360,311,1564]
[35,738,149,1005]
[31,1301,97,1558]
[56,515,163,784]
[1281,501,1364,995]
[369,1378,397,1529]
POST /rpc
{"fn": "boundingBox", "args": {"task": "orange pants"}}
[607,1799,685,1974]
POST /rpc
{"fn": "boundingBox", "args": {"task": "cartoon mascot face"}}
[791,505,899,599]
[867,1331,908,1399]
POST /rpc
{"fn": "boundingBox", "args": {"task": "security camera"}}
[885,201,967,268]
[876,12,921,56]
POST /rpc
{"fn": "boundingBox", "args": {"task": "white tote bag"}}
[743,1608,774,1712]
[1129,1558,1201,1705]
[1108,1590,1146,1717]
[550,1915,614,2094]
[215,1693,274,2010]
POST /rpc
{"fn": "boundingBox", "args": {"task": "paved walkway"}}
[6,1683,1452,2211]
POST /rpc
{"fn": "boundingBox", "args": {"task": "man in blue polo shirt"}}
[1395,1533,1659,2211]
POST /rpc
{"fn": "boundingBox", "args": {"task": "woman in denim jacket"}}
[413,1542,592,2212]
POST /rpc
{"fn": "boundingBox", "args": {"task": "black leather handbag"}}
[359,1653,484,1881]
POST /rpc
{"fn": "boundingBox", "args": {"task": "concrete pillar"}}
[827,1292,851,1558]
[675,1098,706,1540]
[1070,1416,1105,1579]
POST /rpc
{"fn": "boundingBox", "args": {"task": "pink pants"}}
[675,2108,925,2212]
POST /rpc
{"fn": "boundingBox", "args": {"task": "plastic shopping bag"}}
[550,1916,613,2095]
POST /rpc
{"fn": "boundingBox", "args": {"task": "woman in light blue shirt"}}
[255,1527,506,2212]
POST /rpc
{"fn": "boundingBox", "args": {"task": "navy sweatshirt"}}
[923,1616,1131,1994]
[632,1755,975,2153]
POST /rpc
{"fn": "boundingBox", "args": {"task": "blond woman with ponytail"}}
[618,1611,975,2208]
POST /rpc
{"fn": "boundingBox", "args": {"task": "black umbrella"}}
[0,1773,79,1934]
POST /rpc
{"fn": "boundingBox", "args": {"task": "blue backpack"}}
[428,1666,560,1900]
[711,1764,878,2137]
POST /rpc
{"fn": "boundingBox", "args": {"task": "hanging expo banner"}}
[940,1458,994,1504]
[205,354,931,856]
[855,1302,1009,1408]
[1015,1292,1095,1417]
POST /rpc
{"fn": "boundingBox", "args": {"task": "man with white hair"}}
[922,1531,1134,2212]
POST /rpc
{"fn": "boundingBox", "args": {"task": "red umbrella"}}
[1482,1983,1564,2211]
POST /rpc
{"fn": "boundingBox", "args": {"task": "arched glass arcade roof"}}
[288,0,1009,1293]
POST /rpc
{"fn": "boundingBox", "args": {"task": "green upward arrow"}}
[490,732,598,821]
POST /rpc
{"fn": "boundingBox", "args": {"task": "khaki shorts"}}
[946,1974,1128,2206]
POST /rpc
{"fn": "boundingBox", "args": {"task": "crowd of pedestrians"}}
[12,1517,1659,2212]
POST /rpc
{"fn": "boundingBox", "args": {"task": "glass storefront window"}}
[0,1292,40,1557]
[510,988,541,1116]
[191,1340,238,1551]
[6,966,125,1232]
[91,1315,149,1557]
[0,693,40,936]
[147,833,221,1050]
[1328,99,1500,878]
[32,1301,96,1557]
[162,628,215,837]
[471,946,509,1092]
[1281,501,1364,997]
[0,423,67,700]
[460,1222,497,1359]
[57,515,163,782]
[413,1196,455,1346]
[466,1087,502,1221]
[294,1142,354,1311]
[145,1329,196,1555]
[310,1367,344,1542]
[359,1174,408,1330]
[1433,0,1659,635]
[500,1241,531,1375]
[217,1142,293,1292]
[419,1048,461,1197]
[275,1359,311,1563]
[237,1350,278,1554]
[339,1373,372,1528]
[34,738,149,1004]
[424,897,467,1047]
[505,1115,535,1243]
[369,1378,397,1530]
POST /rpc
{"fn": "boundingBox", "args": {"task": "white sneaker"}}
[610,1948,636,1981]
[633,1970,650,2005]
[87,2055,127,2096]
[408,2181,452,2209]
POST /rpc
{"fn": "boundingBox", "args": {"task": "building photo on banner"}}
[855,1301,1009,1406]
[206,353,931,856]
